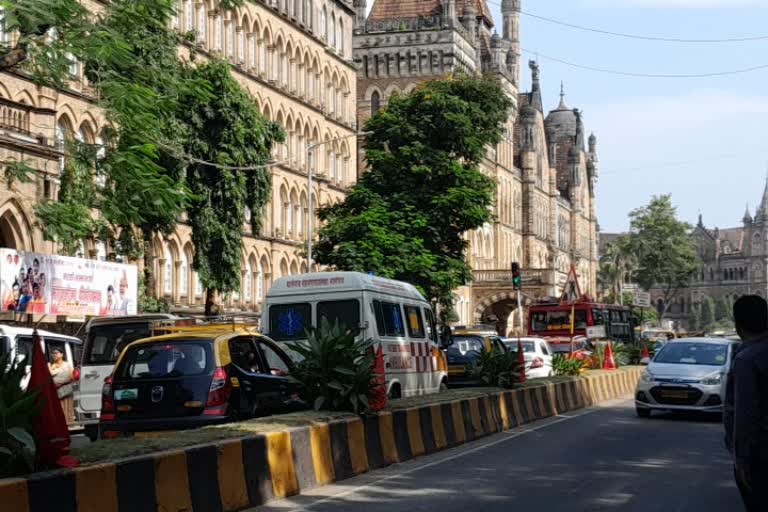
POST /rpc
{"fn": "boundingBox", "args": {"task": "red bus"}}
[527,300,635,344]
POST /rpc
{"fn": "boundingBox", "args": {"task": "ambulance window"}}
[0,336,9,355]
[404,305,425,338]
[269,303,311,340]
[373,301,405,337]
[317,300,360,333]
[423,308,437,343]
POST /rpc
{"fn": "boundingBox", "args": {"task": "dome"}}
[545,85,577,139]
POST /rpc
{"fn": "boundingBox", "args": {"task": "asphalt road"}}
[254,398,741,512]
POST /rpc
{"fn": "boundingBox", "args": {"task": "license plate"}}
[114,388,138,401]
[661,390,688,399]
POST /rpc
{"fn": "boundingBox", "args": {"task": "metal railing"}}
[473,268,550,285]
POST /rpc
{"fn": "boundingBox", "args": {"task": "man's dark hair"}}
[734,295,768,335]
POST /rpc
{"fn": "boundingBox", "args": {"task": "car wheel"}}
[636,407,652,418]
[439,379,448,392]
[388,384,402,400]
[84,426,98,443]
[548,370,554,377]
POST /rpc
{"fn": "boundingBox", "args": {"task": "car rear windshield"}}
[269,303,312,341]
[549,342,586,353]
[655,343,727,366]
[448,335,485,357]
[317,300,360,333]
[118,341,213,380]
[504,341,535,353]
[84,323,153,365]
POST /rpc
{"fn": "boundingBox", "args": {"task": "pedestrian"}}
[48,348,75,426]
[729,295,768,511]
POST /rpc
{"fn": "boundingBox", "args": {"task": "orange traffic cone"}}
[641,345,650,360]
[517,339,527,383]
[602,341,617,370]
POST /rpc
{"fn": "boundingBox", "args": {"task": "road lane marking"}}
[262,397,631,511]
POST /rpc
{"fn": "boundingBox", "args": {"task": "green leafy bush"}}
[470,347,520,389]
[552,354,584,377]
[0,354,40,478]
[286,319,376,414]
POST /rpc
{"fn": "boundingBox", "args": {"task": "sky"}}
[367,0,768,233]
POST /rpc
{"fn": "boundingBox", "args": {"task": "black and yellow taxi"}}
[99,324,304,436]
[445,326,508,387]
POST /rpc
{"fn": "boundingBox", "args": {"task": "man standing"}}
[730,295,768,510]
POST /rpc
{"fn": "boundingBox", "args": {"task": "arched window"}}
[195,272,203,297]
[261,31,269,75]
[95,241,107,261]
[215,14,223,50]
[370,90,381,115]
[257,261,265,301]
[244,260,253,302]
[321,7,327,40]
[329,15,335,48]
[338,19,344,56]
[249,34,256,68]
[303,0,310,26]
[164,247,173,295]
[185,0,194,31]
[171,0,180,29]
[180,251,189,295]
[226,21,234,57]
[197,4,206,42]
[0,7,7,45]
[238,28,245,62]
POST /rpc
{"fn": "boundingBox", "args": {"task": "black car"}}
[99,330,305,436]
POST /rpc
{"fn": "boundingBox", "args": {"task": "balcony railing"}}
[0,97,33,136]
[473,268,551,286]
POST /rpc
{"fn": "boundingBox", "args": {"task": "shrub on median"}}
[552,354,584,377]
[286,319,376,414]
[470,347,521,389]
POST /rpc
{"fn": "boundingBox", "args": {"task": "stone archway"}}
[474,291,522,336]
[0,204,32,251]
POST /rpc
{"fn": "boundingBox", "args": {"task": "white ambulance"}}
[264,272,449,398]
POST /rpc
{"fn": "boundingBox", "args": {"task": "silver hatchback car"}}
[635,337,739,418]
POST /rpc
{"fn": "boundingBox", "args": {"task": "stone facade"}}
[353,0,599,334]
[650,181,768,328]
[0,0,357,316]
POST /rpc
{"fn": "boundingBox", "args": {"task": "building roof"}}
[544,86,578,140]
[368,0,494,26]
[719,227,745,253]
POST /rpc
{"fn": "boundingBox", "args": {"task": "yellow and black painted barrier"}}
[1,367,643,512]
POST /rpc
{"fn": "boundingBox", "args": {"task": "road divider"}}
[0,367,643,512]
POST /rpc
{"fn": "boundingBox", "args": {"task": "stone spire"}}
[353,0,367,33]
[557,82,568,110]
[529,60,543,112]
[744,203,753,225]
[758,171,768,222]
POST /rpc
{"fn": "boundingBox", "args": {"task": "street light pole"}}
[305,131,372,272]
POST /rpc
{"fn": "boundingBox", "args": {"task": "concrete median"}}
[0,367,643,512]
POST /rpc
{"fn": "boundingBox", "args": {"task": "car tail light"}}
[530,357,544,369]
[175,318,196,327]
[205,367,232,410]
[73,367,81,381]
[100,375,115,421]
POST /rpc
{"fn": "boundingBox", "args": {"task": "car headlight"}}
[700,372,723,385]
[640,370,655,383]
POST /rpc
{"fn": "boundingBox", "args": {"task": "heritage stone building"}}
[0,0,357,315]
[353,0,600,334]
[648,179,768,328]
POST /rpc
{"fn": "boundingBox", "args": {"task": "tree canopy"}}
[313,76,512,308]
[179,60,283,315]
[624,195,699,319]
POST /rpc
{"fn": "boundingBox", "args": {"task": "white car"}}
[635,337,739,418]
[502,337,554,379]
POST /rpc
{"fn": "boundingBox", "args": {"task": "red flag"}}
[27,329,77,468]
[517,339,527,384]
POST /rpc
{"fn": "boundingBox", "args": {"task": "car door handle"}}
[84,372,100,379]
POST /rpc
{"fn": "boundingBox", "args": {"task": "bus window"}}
[373,301,405,337]
[404,305,425,338]
[269,303,312,341]
[592,309,605,325]
[317,300,361,333]
[532,312,548,331]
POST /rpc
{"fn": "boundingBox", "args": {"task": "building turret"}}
[353,0,367,33]
[744,204,753,225]
[501,0,520,84]
[444,0,457,28]
[757,174,768,223]
[529,60,543,112]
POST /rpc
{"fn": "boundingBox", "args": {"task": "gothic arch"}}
[0,199,34,251]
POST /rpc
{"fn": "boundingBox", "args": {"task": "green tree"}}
[598,236,635,304]
[714,296,730,322]
[179,60,283,316]
[624,195,700,319]
[700,296,715,330]
[314,76,512,308]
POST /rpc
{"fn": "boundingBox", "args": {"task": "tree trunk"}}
[142,231,156,299]
[0,47,28,72]
[204,289,220,318]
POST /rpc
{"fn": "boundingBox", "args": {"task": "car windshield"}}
[85,323,153,365]
[447,336,485,357]
[654,342,728,366]
[119,341,213,379]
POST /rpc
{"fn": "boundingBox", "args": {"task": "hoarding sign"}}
[0,249,138,317]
